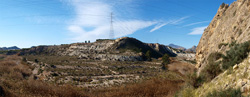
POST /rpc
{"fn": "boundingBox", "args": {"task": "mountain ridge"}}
[0,46,20,51]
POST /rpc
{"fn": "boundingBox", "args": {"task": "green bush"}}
[200,52,223,82]
[207,52,223,62]
[206,88,242,97]
[222,40,250,69]
[193,74,206,88]
[162,54,170,70]
[162,54,170,65]
[201,62,222,82]
[229,40,237,47]
[145,50,152,61]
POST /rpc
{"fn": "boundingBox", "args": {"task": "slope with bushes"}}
[196,0,250,74]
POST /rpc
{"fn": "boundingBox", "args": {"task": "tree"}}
[162,54,170,64]
[162,54,170,70]
[145,50,152,61]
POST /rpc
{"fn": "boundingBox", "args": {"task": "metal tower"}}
[109,12,114,39]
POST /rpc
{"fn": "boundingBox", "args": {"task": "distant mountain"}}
[0,46,20,51]
[168,44,186,50]
[186,46,196,53]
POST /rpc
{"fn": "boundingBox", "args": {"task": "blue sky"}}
[0,0,236,48]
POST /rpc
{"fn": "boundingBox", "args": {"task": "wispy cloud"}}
[183,21,210,27]
[171,16,190,24]
[188,26,207,35]
[149,17,189,32]
[150,23,168,32]
[63,0,188,42]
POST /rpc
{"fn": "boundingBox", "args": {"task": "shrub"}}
[162,54,170,70]
[145,50,152,61]
[222,40,250,69]
[162,54,170,64]
[207,52,222,62]
[200,52,223,82]
[190,72,206,88]
[206,88,242,97]
[229,40,237,47]
[201,62,222,82]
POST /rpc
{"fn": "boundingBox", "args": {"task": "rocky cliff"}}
[196,0,250,73]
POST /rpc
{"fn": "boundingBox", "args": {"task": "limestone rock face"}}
[196,0,250,73]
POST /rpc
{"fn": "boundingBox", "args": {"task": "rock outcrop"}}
[195,54,250,96]
[196,0,250,73]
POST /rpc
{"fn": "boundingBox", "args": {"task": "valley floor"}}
[0,54,196,97]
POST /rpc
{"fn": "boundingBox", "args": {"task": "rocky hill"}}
[20,37,180,61]
[196,0,250,73]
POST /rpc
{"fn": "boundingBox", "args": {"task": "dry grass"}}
[0,55,87,97]
[168,61,196,76]
[0,55,188,97]
[91,78,184,97]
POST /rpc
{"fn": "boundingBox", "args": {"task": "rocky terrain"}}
[195,54,250,96]
[16,37,196,89]
[196,0,250,73]
[191,0,250,96]
[19,37,194,62]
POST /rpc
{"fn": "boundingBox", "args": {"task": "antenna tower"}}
[109,12,114,39]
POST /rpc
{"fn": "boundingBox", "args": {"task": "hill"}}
[19,37,179,61]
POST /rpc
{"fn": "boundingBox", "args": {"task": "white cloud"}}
[188,26,207,35]
[149,17,189,32]
[183,21,210,27]
[64,0,189,42]
[170,16,190,24]
[150,23,168,32]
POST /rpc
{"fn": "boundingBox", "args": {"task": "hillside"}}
[196,0,250,74]
[189,0,250,96]
[19,37,179,61]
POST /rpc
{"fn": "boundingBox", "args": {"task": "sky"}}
[0,0,236,48]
